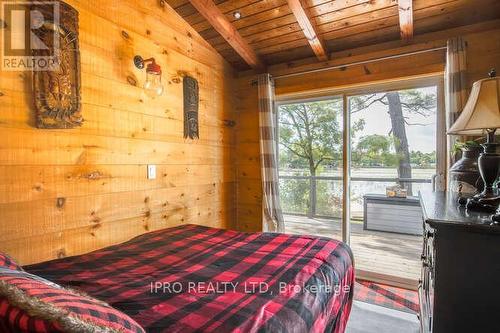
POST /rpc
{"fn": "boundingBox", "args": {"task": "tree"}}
[278,89,436,217]
[353,134,398,167]
[279,100,364,216]
[410,151,436,168]
[350,89,436,195]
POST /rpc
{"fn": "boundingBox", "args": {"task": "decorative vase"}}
[449,147,483,194]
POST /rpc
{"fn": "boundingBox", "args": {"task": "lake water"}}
[279,167,435,218]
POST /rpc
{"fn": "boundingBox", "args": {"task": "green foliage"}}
[352,134,399,167]
[349,88,437,168]
[279,178,309,214]
[278,88,438,217]
[279,100,364,174]
[410,151,436,168]
[452,140,482,154]
[279,178,342,217]
[315,180,342,217]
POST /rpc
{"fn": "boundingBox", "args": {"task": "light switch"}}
[147,165,157,180]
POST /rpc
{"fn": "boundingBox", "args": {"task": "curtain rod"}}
[251,46,447,84]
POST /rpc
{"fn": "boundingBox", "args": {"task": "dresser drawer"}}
[420,222,435,332]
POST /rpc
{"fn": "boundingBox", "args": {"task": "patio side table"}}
[363,194,423,235]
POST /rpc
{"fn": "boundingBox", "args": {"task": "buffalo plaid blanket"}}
[26,224,354,333]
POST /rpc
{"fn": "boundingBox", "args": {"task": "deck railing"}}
[279,174,432,218]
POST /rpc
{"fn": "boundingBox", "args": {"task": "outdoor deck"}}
[284,215,421,286]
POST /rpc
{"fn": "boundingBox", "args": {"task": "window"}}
[277,77,445,286]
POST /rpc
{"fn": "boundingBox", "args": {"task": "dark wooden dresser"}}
[418,191,500,333]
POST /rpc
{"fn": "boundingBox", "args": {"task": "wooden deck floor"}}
[284,215,421,285]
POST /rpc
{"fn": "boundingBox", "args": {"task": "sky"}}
[350,86,437,153]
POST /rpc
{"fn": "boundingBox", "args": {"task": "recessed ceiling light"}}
[233,11,242,20]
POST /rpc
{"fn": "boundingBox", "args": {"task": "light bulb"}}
[144,72,164,98]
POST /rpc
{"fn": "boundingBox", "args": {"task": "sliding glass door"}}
[277,78,444,288]
[348,85,439,286]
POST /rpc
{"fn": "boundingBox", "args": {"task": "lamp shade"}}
[448,77,500,135]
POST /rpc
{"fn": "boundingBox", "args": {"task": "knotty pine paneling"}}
[0,0,237,265]
[234,78,262,232]
[234,25,500,232]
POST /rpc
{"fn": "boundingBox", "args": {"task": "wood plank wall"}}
[0,0,237,265]
[235,23,500,232]
[235,81,262,232]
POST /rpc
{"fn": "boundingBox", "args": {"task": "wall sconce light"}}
[134,55,164,98]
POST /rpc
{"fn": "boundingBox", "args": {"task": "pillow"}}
[0,253,23,271]
[0,269,145,333]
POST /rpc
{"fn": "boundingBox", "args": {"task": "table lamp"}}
[448,69,500,213]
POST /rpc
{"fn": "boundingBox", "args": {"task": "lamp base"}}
[465,139,500,214]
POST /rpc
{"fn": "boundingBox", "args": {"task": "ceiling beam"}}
[398,0,414,41]
[286,0,328,61]
[188,0,264,70]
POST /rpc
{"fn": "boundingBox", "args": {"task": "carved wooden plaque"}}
[32,1,82,129]
[183,76,199,139]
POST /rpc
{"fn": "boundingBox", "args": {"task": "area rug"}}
[353,280,419,314]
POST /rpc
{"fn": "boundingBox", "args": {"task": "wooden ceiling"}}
[168,0,500,70]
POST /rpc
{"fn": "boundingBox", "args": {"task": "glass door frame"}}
[276,74,446,251]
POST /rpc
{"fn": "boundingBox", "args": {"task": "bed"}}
[25,224,354,333]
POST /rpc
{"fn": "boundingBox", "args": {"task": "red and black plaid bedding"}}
[25,224,354,333]
[0,271,145,333]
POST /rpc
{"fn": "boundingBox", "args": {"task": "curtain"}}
[258,74,285,233]
[445,37,468,168]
